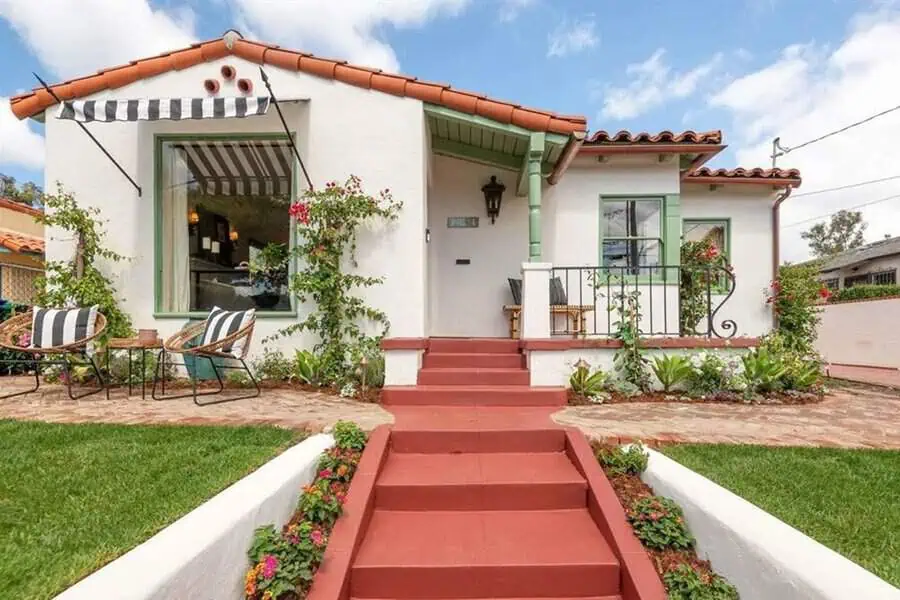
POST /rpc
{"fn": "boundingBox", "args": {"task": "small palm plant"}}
[651,354,694,393]
[569,359,608,397]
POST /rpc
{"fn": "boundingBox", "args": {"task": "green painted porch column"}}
[527,132,545,261]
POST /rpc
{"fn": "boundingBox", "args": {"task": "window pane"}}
[159,138,293,313]
[684,221,726,254]
[602,239,662,271]
[602,199,660,238]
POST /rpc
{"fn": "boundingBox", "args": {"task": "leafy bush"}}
[651,355,693,392]
[627,496,695,550]
[245,421,365,600]
[663,564,739,600]
[593,442,649,476]
[741,347,787,393]
[830,284,900,303]
[766,262,824,356]
[332,420,367,451]
[680,239,732,335]
[350,348,385,389]
[569,361,608,396]
[251,349,294,382]
[226,370,252,387]
[758,333,823,392]
[687,352,742,395]
[0,301,31,375]
[293,350,324,386]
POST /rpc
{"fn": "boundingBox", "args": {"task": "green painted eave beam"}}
[432,136,554,176]
[424,104,569,147]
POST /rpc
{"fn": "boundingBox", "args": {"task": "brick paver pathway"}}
[0,378,393,431]
[553,385,900,448]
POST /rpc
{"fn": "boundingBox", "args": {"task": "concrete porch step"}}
[423,352,525,369]
[428,338,520,354]
[417,367,530,386]
[351,509,620,598]
[381,385,566,406]
[376,452,587,510]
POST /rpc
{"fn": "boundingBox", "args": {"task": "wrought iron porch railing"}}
[550,265,737,338]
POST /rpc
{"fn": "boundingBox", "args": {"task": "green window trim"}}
[682,217,732,294]
[598,194,681,285]
[153,132,300,318]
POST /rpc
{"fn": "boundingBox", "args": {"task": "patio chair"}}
[152,306,260,406]
[0,306,107,400]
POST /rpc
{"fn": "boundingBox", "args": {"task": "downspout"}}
[771,185,793,326]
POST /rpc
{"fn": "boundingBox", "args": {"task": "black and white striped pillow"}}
[201,306,255,356]
[30,306,99,350]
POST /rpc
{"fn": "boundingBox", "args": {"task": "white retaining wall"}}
[642,449,900,600]
[55,433,334,600]
[816,297,900,369]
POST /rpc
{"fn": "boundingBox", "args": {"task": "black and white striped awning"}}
[56,97,271,122]
[174,139,292,197]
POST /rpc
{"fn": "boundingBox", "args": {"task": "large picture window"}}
[601,197,663,275]
[157,135,294,314]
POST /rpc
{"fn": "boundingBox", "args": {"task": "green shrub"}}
[353,351,385,389]
[767,262,823,356]
[627,496,695,550]
[226,370,252,387]
[251,349,294,382]
[0,301,31,375]
[332,421,367,451]
[663,564,739,600]
[687,352,733,395]
[651,355,693,392]
[293,349,324,386]
[831,284,900,303]
[593,442,649,476]
[741,347,787,393]
[569,361,608,396]
[758,333,823,392]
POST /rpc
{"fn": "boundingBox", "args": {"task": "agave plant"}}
[651,354,693,393]
[569,360,608,397]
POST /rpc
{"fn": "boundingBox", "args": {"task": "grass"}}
[662,444,900,587]
[0,420,303,600]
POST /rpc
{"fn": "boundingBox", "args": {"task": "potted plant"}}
[249,242,289,309]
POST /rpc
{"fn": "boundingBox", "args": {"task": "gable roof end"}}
[9,35,587,136]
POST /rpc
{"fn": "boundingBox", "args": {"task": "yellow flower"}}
[262,591,274,600]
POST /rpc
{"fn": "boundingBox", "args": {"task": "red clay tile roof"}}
[0,230,44,253]
[684,167,802,186]
[585,130,722,145]
[0,198,42,218]
[9,35,587,136]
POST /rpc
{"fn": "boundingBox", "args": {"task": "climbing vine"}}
[33,186,133,339]
[610,290,651,391]
[679,239,731,336]
[270,176,402,383]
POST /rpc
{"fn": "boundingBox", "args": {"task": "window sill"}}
[152,311,298,320]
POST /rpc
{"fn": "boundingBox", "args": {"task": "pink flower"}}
[17,332,31,348]
[318,468,334,479]
[289,202,310,224]
[262,554,278,579]
[310,529,326,547]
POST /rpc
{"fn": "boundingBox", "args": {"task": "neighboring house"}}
[815,237,900,290]
[9,31,801,384]
[0,198,44,304]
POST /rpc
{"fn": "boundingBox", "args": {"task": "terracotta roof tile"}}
[0,230,44,254]
[10,34,587,136]
[585,130,723,145]
[684,167,802,186]
[0,198,43,218]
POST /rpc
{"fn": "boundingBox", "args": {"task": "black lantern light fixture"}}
[481,175,506,225]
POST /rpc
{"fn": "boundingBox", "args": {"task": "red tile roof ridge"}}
[586,129,723,145]
[9,35,587,136]
[688,166,801,179]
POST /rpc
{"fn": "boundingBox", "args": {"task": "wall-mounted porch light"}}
[229,229,239,242]
[481,175,506,225]
[188,209,200,225]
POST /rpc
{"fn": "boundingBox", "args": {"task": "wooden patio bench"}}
[502,304,595,338]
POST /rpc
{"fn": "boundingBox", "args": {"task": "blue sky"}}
[1,0,899,261]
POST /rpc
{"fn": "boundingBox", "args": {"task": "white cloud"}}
[498,0,536,22]
[547,18,598,58]
[0,97,44,170]
[599,48,723,120]
[229,0,471,72]
[709,5,900,263]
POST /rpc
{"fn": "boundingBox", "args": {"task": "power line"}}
[792,173,900,198]
[781,192,900,228]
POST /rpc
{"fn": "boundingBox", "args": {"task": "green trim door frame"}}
[598,194,681,283]
[153,132,299,319]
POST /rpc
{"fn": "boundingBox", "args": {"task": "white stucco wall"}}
[43,56,427,356]
[681,184,775,338]
[817,297,900,368]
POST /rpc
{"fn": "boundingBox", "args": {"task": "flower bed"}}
[591,441,739,599]
[244,421,367,600]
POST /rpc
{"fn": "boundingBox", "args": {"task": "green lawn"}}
[0,420,302,600]
[662,444,900,587]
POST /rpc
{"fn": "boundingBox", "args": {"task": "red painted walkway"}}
[309,339,665,600]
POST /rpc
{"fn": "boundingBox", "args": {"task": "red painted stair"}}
[308,339,664,600]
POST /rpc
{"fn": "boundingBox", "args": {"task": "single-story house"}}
[9,30,802,385]
[0,198,44,304]
[816,237,900,290]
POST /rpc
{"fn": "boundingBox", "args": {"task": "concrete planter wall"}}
[56,434,334,600]
[642,449,900,600]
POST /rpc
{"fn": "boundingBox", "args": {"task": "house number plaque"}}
[447,216,479,228]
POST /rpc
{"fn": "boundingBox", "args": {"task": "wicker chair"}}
[0,310,108,400]
[151,309,260,406]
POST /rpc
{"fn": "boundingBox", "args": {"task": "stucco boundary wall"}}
[55,434,334,600]
[816,296,900,369]
[641,449,900,600]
